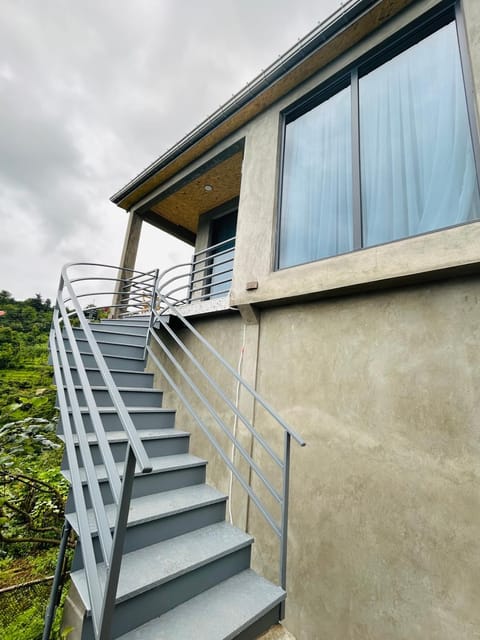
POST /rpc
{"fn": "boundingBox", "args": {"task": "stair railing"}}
[48,262,156,639]
[147,283,305,605]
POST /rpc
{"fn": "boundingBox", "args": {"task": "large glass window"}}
[278,15,480,269]
[279,86,352,268]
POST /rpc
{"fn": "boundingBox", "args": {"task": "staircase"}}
[56,315,285,639]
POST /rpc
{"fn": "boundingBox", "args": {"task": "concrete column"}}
[112,211,143,316]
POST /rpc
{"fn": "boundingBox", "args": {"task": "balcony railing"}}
[158,236,235,310]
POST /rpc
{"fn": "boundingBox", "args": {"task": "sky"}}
[0,0,341,302]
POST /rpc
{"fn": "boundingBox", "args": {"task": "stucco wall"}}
[229,0,480,309]
[147,275,480,640]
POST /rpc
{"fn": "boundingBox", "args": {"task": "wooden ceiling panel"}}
[150,150,243,234]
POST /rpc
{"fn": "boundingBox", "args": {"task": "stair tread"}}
[66,484,226,534]
[72,522,253,611]
[84,327,147,337]
[68,385,161,393]
[62,349,145,362]
[61,366,152,375]
[62,453,206,484]
[116,569,285,640]
[68,406,173,413]
[70,336,143,345]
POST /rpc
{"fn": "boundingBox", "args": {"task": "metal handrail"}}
[156,236,236,310]
[148,278,305,598]
[47,262,156,639]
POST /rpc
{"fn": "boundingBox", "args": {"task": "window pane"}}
[279,86,353,268]
[360,22,480,247]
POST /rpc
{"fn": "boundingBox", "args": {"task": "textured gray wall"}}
[148,276,480,639]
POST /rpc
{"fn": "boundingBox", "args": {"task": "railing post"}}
[187,253,196,303]
[42,519,71,640]
[98,446,136,640]
[146,269,159,358]
[279,431,291,619]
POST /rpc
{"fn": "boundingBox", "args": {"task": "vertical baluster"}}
[98,445,136,640]
[279,431,291,619]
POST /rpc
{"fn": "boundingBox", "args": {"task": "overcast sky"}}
[0,0,341,302]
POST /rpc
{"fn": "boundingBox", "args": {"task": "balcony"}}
[158,235,235,316]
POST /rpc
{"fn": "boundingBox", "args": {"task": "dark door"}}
[209,210,237,298]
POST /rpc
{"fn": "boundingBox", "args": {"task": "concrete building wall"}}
[142,1,480,638]
[229,0,480,309]
[147,275,480,639]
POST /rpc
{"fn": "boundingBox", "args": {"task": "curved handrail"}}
[156,236,236,310]
[49,262,156,638]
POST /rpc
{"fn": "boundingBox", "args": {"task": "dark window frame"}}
[275,0,480,271]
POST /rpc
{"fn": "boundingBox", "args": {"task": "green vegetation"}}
[0,291,71,639]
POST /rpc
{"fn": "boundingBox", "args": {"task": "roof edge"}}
[110,0,377,207]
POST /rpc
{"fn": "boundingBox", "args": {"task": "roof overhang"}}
[111,0,418,232]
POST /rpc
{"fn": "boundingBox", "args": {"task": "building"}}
[56,0,480,638]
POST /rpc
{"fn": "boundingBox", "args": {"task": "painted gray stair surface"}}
[64,350,146,371]
[68,485,227,569]
[72,327,147,346]
[57,407,177,434]
[67,367,154,388]
[66,385,164,408]
[116,570,285,640]
[59,317,285,639]
[60,429,191,466]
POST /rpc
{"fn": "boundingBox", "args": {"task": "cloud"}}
[0,0,340,300]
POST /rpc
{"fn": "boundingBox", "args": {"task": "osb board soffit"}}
[112,0,417,212]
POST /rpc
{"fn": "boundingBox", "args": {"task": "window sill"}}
[230,222,480,307]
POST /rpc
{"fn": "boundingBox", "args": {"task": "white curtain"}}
[279,86,353,268]
[360,21,480,247]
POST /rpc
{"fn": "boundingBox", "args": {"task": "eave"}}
[111,0,417,218]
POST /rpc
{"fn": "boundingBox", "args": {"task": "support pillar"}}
[112,211,143,317]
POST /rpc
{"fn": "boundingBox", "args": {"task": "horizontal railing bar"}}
[49,330,104,636]
[190,266,233,287]
[189,272,233,293]
[192,248,235,269]
[64,261,156,278]
[158,295,305,447]
[157,272,191,292]
[157,262,193,282]
[146,344,282,538]
[149,329,283,503]
[189,277,232,296]
[193,236,236,258]
[152,320,284,468]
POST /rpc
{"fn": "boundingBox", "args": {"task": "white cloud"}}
[0,0,340,300]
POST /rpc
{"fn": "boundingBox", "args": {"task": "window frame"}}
[275,0,480,271]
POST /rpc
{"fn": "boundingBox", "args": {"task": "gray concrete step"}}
[66,367,154,388]
[57,406,176,434]
[71,326,146,346]
[72,522,254,638]
[93,321,149,336]
[116,569,285,640]
[62,453,207,506]
[63,349,146,371]
[59,428,190,466]
[66,385,163,408]
[68,484,227,569]
[66,337,145,359]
